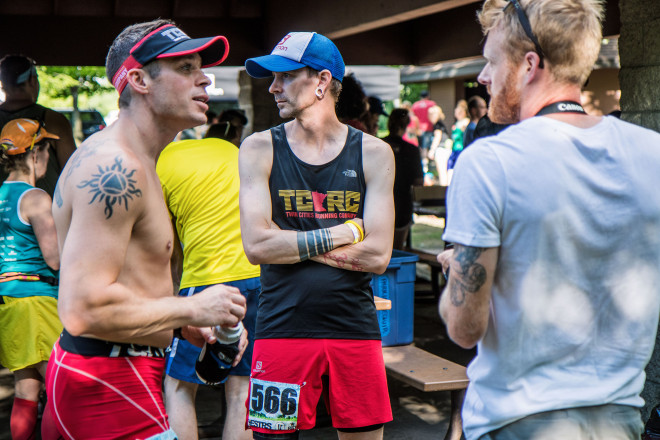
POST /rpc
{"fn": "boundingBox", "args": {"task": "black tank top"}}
[256,123,381,340]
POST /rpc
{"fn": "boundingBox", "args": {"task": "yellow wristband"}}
[344,220,364,243]
[345,222,360,244]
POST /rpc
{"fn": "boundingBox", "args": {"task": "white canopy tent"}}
[345,66,401,101]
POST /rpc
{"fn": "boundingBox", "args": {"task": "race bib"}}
[247,378,300,431]
[142,428,178,440]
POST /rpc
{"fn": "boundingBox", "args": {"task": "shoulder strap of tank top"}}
[344,125,364,161]
[345,125,363,146]
[269,123,287,152]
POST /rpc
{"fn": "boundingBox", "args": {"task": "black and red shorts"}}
[42,336,174,439]
[247,338,392,435]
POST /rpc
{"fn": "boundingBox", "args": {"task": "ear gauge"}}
[315,87,324,99]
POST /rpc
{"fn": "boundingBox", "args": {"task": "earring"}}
[315,87,324,99]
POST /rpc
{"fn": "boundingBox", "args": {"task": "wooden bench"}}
[412,185,447,219]
[374,295,391,311]
[383,344,468,440]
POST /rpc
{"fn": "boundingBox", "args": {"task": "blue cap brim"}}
[245,55,307,78]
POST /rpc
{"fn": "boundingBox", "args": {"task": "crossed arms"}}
[238,129,395,274]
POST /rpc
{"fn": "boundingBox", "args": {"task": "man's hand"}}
[191,285,247,328]
[437,249,453,279]
[180,325,216,348]
[232,329,249,367]
[181,326,247,366]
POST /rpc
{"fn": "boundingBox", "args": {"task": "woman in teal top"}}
[447,99,470,183]
[0,118,61,440]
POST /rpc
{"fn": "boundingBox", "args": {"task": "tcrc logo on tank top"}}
[278,190,360,220]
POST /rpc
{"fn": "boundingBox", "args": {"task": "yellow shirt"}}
[157,138,259,288]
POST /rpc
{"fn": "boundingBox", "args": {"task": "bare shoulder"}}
[61,137,146,220]
[239,130,274,171]
[361,132,394,172]
[64,135,143,181]
[361,132,393,156]
[21,188,52,215]
[239,129,273,152]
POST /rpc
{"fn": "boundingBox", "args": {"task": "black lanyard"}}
[535,101,586,116]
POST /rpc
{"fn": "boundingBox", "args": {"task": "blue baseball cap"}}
[245,32,345,81]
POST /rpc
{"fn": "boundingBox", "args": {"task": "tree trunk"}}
[70,85,83,144]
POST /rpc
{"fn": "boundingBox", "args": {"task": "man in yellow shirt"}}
[157,126,260,440]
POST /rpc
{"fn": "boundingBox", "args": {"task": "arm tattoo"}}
[66,142,101,181]
[449,245,487,306]
[323,251,346,268]
[77,156,142,219]
[321,252,365,271]
[297,228,334,261]
[54,183,63,208]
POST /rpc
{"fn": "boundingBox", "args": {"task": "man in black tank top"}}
[0,55,76,196]
[240,32,395,440]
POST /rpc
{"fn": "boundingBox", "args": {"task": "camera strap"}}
[535,101,586,116]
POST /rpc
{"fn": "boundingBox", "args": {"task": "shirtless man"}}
[41,19,247,440]
[240,32,395,440]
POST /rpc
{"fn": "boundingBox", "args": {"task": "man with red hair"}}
[439,1,660,439]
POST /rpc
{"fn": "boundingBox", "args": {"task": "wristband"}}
[344,220,364,244]
[345,222,360,244]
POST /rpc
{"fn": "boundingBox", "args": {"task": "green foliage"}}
[83,92,119,117]
[376,100,397,134]
[36,66,118,117]
[37,66,113,99]
[400,83,428,105]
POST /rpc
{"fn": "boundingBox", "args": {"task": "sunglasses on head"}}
[15,58,38,84]
[504,0,545,68]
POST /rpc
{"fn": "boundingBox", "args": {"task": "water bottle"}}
[195,321,243,385]
[644,405,660,440]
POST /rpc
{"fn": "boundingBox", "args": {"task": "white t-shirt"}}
[443,116,660,440]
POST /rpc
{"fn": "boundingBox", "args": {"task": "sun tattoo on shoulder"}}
[77,156,142,219]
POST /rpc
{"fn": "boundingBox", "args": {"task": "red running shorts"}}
[42,340,172,440]
[247,338,392,435]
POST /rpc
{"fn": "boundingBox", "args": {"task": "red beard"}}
[488,69,521,125]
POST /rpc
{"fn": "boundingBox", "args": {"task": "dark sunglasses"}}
[504,0,545,68]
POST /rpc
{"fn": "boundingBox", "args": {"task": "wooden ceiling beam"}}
[267,0,480,43]
[0,0,621,68]
[0,16,263,66]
